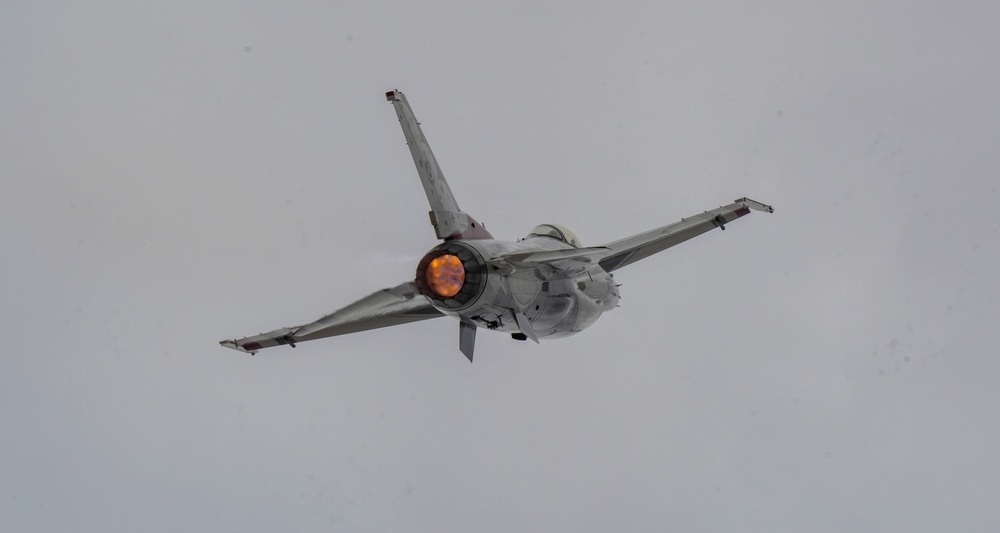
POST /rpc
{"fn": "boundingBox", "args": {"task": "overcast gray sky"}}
[3,1,1000,531]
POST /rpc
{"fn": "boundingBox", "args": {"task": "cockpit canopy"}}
[527,223,582,247]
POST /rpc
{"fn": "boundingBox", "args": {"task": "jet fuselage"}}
[414,235,620,340]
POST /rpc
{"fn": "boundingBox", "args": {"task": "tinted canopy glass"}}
[527,223,582,247]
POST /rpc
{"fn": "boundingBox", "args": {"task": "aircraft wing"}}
[597,197,773,272]
[219,281,444,355]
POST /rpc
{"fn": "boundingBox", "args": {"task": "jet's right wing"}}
[597,197,773,272]
[219,281,444,355]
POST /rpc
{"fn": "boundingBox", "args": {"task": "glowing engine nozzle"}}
[425,254,465,298]
[416,242,487,310]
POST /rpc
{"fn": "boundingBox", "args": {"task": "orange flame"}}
[426,254,465,298]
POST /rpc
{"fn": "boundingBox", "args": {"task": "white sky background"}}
[3,1,999,531]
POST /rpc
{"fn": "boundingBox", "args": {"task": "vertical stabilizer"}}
[386,90,491,240]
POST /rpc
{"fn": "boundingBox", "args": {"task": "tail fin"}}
[386,90,491,240]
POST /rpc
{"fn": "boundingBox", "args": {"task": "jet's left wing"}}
[220,281,444,355]
[597,197,773,272]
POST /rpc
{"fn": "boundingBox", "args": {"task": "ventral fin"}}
[459,320,477,362]
[513,311,539,344]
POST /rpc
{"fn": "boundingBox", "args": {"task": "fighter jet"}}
[220,89,773,361]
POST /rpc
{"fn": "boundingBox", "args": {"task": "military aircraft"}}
[220,89,773,361]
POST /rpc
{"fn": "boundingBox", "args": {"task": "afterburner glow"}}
[426,254,465,298]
